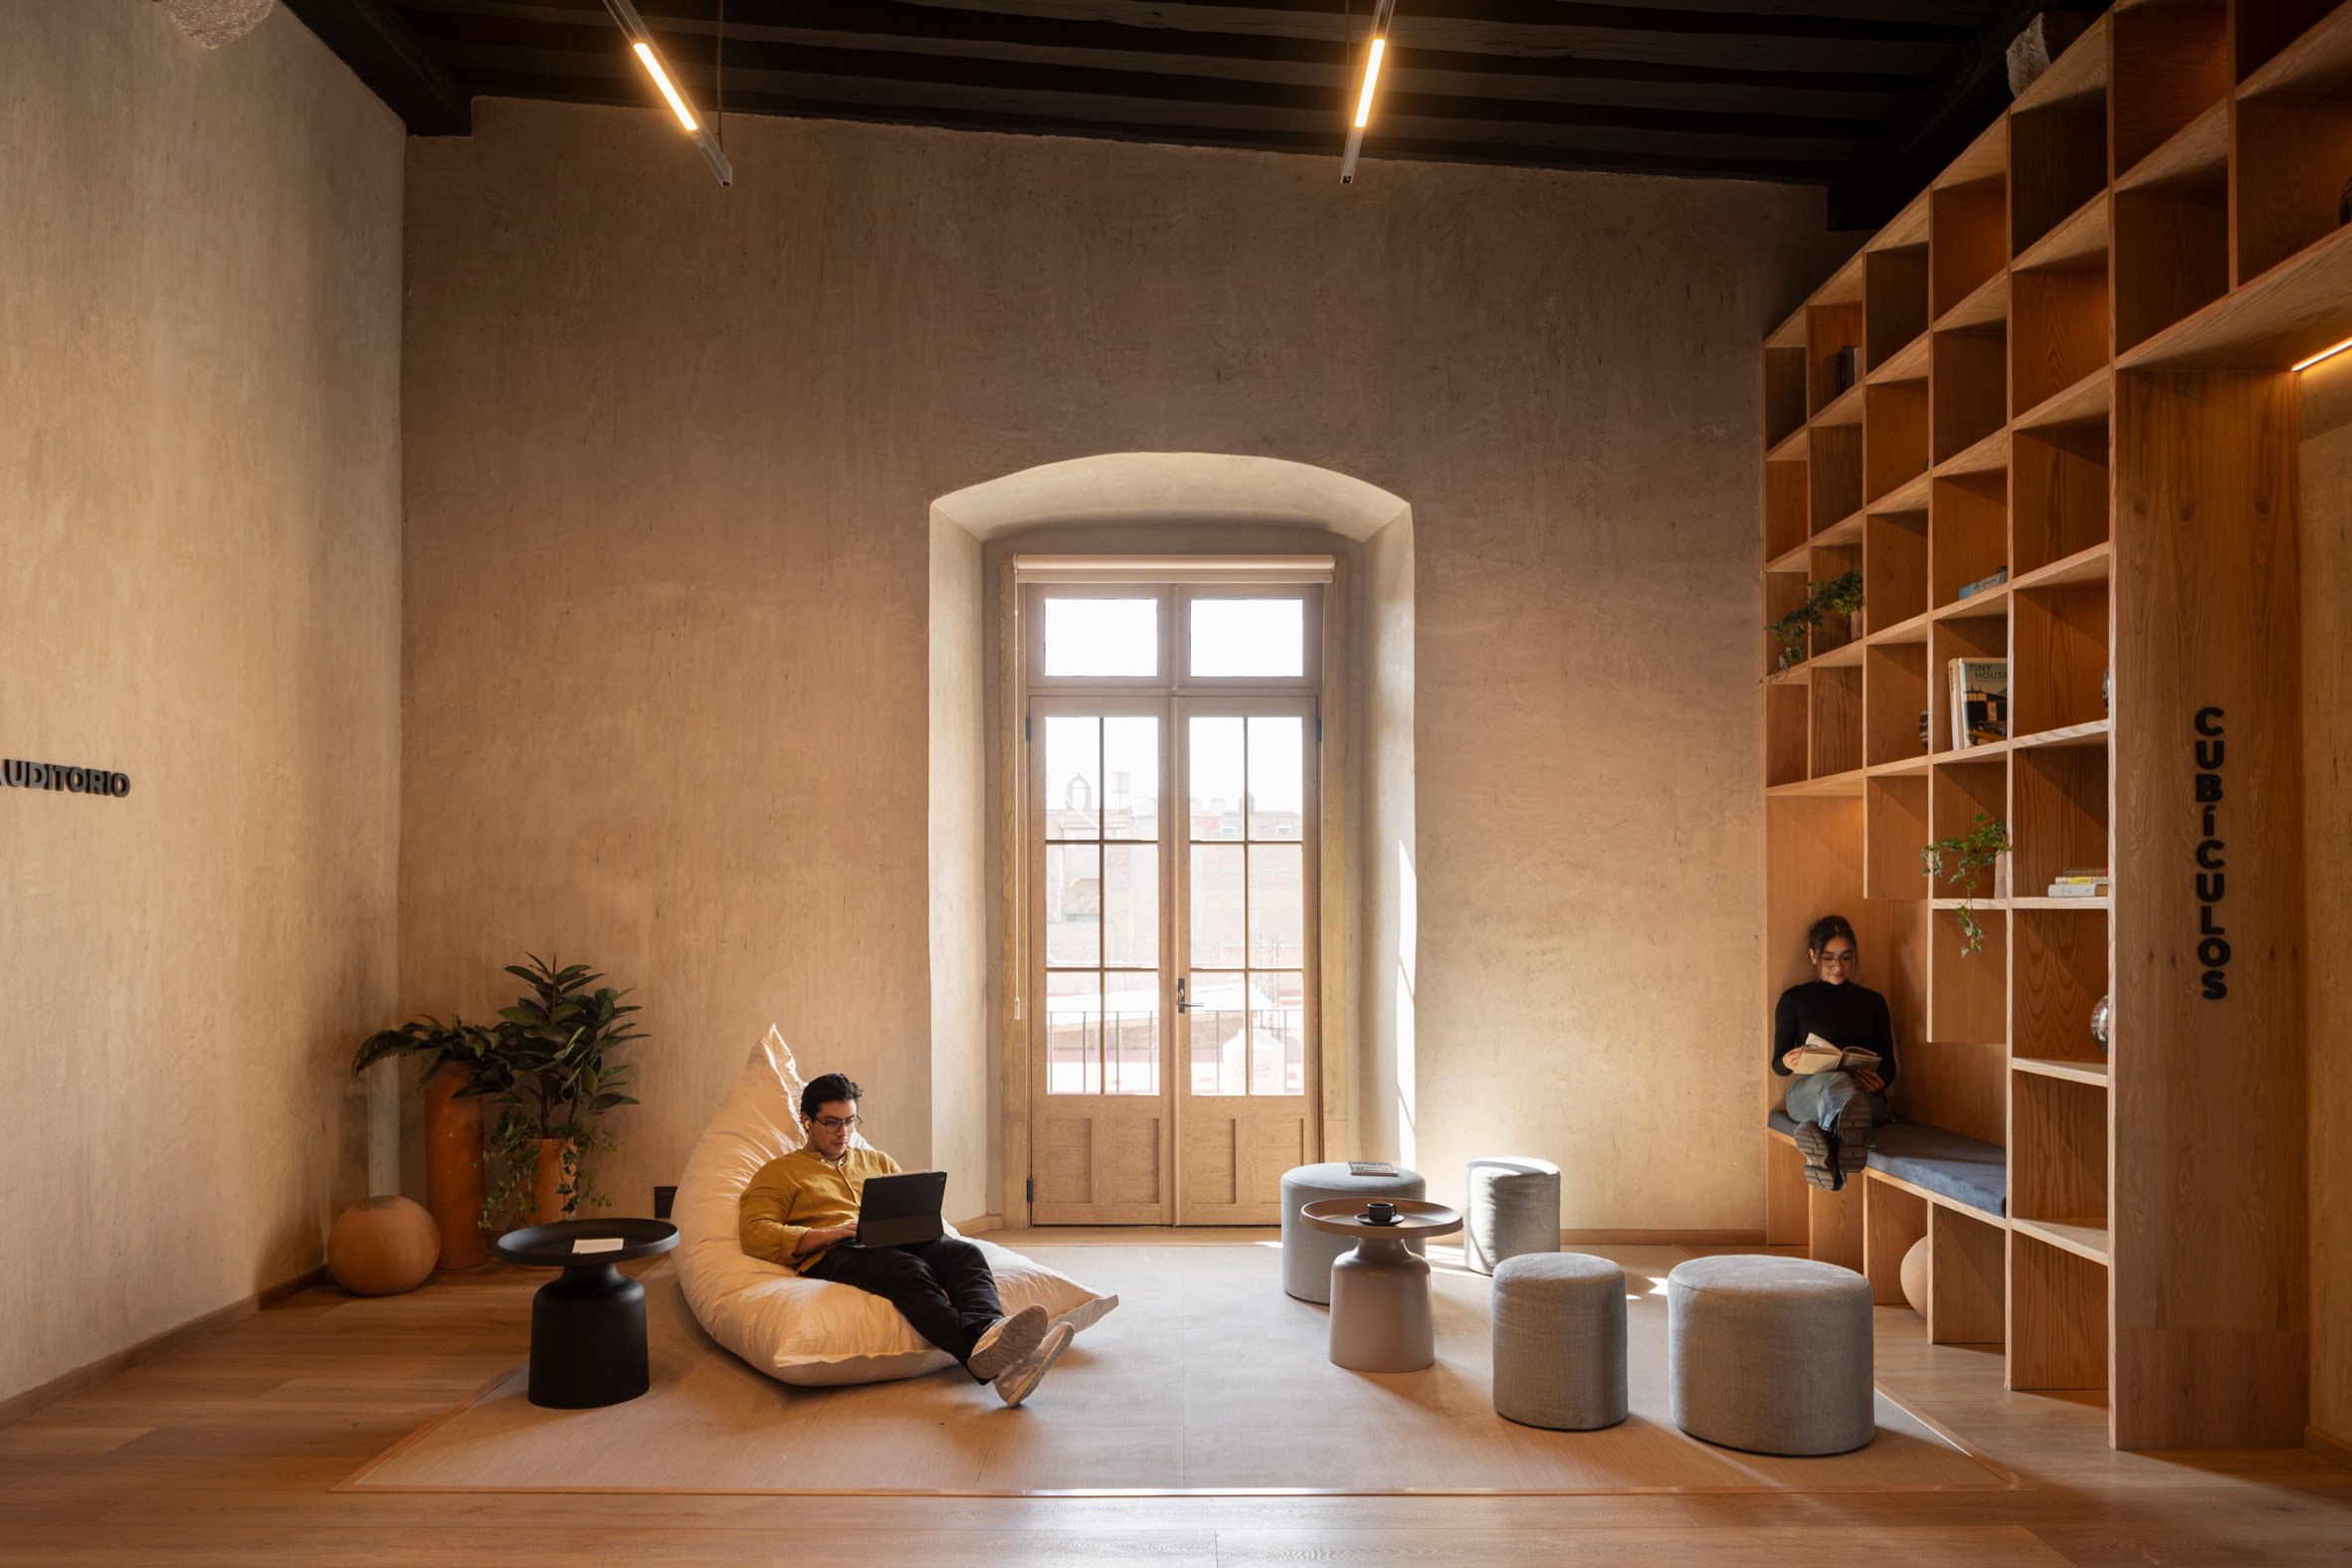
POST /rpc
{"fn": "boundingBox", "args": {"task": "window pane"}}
[1190,598,1304,678]
[1042,715,1100,839]
[1251,972,1308,1095]
[1247,715,1305,840]
[1188,715,1244,840]
[1188,970,1251,1095]
[1248,843,1305,967]
[1102,716,1159,842]
[1102,844,1158,968]
[1046,972,1101,1095]
[1190,843,1246,969]
[1044,844,1100,967]
[1043,597,1157,679]
[1102,971,1161,1095]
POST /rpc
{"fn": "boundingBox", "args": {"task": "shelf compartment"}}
[1863,642,1929,770]
[1928,472,2008,614]
[2011,264,2111,415]
[2234,92,2352,288]
[1928,901,2008,1044]
[1930,325,2008,465]
[2113,161,2230,354]
[2014,367,2110,433]
[2013,417,2109,575]
[1864,381,1929,503]
[1766,345,1808,451]
[2014,1055,2107,1086]
[1865,243,1930,371]
[2012,578,2111,738]
[2011,93,2109,260]
[1809,542,1863,661]
[2111,0,2229,179]
[1864,1175,1929,1308]
[1765,680,1808,789]
[2009,1229,2108,1391]
[1766,458,1810,562]
[1807,298,1866,416]
[2013,1072,2108,1231]
[1926,610,2008,760]
[1810,425,1863,533]
[2237,0,2346,88]
[1810,665,1864,781]
[1864,508,1928,630]
[2013,905,2110,1068]
[2115,98,2226,196]
[2013,190,2110,274]
[1931,176,2008,320]
[1928,1202,2007,1345]
[2118,220,2352,370]
[1765,570,1810,683]
[2012,743,2109,896]
[1864,772,1931,899]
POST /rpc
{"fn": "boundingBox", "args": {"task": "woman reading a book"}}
[1772,914,1896,1192]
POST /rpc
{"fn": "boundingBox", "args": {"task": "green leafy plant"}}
[1921,814,2011,956]
[351,1014,510,1094]
[479,954,647,1228]
[1765,569,1864,681]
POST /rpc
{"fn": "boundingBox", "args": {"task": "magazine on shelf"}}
[1948,657,2009,749]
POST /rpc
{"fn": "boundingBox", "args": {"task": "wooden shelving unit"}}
[1758,1,2321,1452]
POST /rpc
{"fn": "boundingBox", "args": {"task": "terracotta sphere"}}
[328,1196,441,1295]
[1899,1237,1930,1317]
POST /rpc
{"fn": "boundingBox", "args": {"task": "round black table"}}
[494,1218,679,1409]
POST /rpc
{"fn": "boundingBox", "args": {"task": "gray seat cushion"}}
[1279,1162,1425,1303]
[1465,1156,1562,1275]
[1667,1254,1873,1456]
[1491,1253,1626,1430]
[1766,1110,2006,1219]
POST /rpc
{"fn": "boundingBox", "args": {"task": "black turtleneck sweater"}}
[1771,980,1897,1085]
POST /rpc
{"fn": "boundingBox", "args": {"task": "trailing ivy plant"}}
[1921,813,2011,956]
[1765,569,1864,681]
[479,954,646,1229]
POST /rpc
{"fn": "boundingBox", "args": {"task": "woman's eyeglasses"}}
[809,1113,863,1130]
[1818,948,1858,967]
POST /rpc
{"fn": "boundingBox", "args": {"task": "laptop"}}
[855,1170,948,1249]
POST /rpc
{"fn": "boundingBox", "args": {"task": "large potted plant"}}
[482,954,646,1228]
[351,1017,510,1269]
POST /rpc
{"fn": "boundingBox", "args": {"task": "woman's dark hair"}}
[801,1073,864,1118]
[1806,914,1858,956]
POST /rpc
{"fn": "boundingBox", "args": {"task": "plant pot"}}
[424,1063,489,1270]
[524,1136,574,1225]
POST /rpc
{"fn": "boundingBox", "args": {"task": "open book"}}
[1792,1033,1881,1076]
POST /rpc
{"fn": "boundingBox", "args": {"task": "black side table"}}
[494,1218,680,1409]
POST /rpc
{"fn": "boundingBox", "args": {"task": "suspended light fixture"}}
[1340,0,1398,185]
[601,0,733,186]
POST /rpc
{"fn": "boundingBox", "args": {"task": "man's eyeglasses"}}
[1818,949,1858,966]
[809,1113,863,1130]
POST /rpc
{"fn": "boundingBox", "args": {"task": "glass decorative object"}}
[2090,993,2111,1057]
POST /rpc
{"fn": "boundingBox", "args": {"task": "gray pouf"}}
[1491,1253,1627,1430]
[1280,1162,1425,1302]
[1666,1255,1874,1456]
[1465,1156,1562,1274]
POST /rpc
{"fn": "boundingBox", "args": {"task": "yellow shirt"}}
[738,1146,902,1274]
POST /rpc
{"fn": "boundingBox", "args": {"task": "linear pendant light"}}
[1339,0,1398,185]
[601,0,734,186]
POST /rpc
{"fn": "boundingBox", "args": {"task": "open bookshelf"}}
[1758,1,2323,1452]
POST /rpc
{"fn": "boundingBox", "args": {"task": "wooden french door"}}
[1023,582,1322,1225]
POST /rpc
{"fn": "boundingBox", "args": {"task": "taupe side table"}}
[1298,1198,1464,1372]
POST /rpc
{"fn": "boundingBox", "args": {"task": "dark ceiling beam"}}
[1826,0,2108,229]
[284,0,472,132]
[909,0,1978,44]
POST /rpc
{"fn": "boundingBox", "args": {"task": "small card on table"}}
[571,1237,626,1255]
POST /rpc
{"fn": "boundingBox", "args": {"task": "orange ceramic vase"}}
[524,1136,574,1225]
[423,1063,489,1269]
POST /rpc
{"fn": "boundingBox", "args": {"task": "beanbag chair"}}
[674,1026,1118,1386]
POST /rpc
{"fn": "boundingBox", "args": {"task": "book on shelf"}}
[2045,882,2109,897]
[1791,1034,1881,1076]
[1955,565,2009,601]
[1947,657,2008,749]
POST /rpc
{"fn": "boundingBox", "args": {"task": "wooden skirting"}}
[2310,1426,2352,1473]
[1561,1229,1766,1247]
[0,1264,327,1428]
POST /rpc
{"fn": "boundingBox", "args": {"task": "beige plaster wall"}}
[1360,514,1418,1162]
[2301,355,2352,1451]
[0,1,404,1405]
[928,516,992,1221]
[401,98,1847,1226]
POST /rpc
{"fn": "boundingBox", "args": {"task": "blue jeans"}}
[1784,1072,1887,1142]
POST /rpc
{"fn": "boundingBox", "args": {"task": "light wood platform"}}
[3,1231,2348,1565]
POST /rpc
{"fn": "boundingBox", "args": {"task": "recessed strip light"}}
[2293,333,2352,373]
[601,0,734,187]
[1339,0,1399,186]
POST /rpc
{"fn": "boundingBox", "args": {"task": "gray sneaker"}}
[967,1304,1049,1383]
[993,1320,1075,1408]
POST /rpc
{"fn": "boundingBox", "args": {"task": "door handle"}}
[1176,977,1191,1014]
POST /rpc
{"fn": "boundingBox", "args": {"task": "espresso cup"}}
[1365,1201,1397,1224]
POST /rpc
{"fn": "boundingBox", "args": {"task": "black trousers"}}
[806,1237,1005,1379]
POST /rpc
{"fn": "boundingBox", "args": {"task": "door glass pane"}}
[1101,844,1158,967]
[1188,970,1250,1095]
[1042,716,1100,839]
[1102,971,1160,1095]
[1190,844,1247,969]
[1248,844,1305,966]
[1190,597,1304,678]
[1043,597,1157,679]
[1102,715,1159,842]
[1247,715,1305,840]
[1252,972,1308,1095]
[1045,972,1101,1094]
[1043,844,1100,966]
[1187,715,1245,840]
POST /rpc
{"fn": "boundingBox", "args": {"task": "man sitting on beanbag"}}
[737,1072,1073,1406]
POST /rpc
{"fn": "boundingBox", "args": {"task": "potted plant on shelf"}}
[1765,569,1863,681]
[482,954,646,1229]
[351,1016,511,1269]
[1921,813,2011,956]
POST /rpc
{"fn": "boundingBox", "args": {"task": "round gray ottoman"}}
[1280,1163,1425,1302]
[1491,1253,1627,1430]
[1666,1255,1874,1456]
[1465,1156,1562,1274]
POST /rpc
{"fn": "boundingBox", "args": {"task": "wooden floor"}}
[3,1231,2348,1565]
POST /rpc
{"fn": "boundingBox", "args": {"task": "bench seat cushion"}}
[1766,1109,2006,1219]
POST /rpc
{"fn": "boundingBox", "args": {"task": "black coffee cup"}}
[1364,1201,1398,1225]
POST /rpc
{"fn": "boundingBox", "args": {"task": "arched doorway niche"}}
[926,454,1419,1227]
